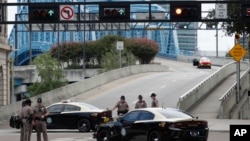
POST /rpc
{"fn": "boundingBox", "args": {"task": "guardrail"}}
[218,63,250,119]
[177,61,249,113]
[0,64,169,123]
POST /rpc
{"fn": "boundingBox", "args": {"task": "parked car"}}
[198,57,211,69]
[93,108,209,141]
[193,58,199,66]
[9,100,112,132]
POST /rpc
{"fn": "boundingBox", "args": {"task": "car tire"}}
[148,130,162,141]
[77,118,91,132]
[97,129,111,141]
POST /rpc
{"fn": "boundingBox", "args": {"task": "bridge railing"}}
[218,63,250,119]
[176,61,249,114]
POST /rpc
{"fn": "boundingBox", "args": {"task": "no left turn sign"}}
[60,5,75,21]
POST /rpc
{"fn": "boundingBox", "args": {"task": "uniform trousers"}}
[35,120,48,141]
[22,119,32,141]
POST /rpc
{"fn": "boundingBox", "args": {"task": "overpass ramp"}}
[188,73,236,119]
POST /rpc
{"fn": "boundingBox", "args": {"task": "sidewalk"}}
[207,119,250,132]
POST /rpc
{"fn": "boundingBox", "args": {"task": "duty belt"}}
[35,117,45,121]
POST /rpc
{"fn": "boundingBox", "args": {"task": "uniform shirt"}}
[22,105,33,118]
[151,99,159,107]
[33,104,48,118]
[115,101,129,112]
[135,100,147,109]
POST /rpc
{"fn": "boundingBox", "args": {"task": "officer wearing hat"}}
[19,101,26,141]
[33,97,49,141]
[112,95,130,116]
[22,98,34,141]
[135,95,147,109]
[150,93,159,107]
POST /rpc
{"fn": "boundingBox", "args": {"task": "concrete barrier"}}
[218,64,250,119]
[176,61,249,112]
[0,64,169,123]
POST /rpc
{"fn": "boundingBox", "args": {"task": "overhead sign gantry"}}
[1,1,250,31]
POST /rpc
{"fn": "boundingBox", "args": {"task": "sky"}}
[6,1,235,52]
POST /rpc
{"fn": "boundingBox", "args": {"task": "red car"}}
[198,57,211,69]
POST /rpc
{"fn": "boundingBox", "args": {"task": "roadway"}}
[70,58,219,114]
[0,58,241,141]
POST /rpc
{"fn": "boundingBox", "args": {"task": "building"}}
[7,0,198,101]
[0,0,12,108]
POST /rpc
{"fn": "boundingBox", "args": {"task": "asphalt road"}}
[0,128,229,141]
[1,58,226,141]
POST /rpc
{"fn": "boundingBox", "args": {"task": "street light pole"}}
[83,0,86,78]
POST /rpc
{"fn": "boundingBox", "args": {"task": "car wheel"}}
[97,129,111,141]
[148,130,162,141]
[77,118,91,132]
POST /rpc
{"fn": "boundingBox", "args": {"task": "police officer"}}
[150,93,159,107]
[21,98,34,141]
[135,95,147,109]
[112,95,129,116]
[33,97,49,141]
[19,101,26,141]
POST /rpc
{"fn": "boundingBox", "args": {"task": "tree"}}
[219,2,250,36]
[126,38,159,64]
[28,53,67,96]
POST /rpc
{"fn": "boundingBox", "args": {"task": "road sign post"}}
[229,34,247,103]
[116,41,124,68]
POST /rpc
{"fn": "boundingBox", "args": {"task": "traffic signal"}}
[29,4,59,22]
[170,3,201,22]
[99,2,130,21]
[241,3,250,22]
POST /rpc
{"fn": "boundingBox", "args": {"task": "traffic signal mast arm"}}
[0,1,249,24]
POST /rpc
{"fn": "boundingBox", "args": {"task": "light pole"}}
[83,0,86,78]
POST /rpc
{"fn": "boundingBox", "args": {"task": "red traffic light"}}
[104,8,118,16]
[111,9,118,15]
[175,8,182,15]
[104,9,111,16]
[247,8,250,16]
[170,4,201,22]
[33,9,48,17]
[174,7,197,17]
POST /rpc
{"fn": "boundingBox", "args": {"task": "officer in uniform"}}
[135,95,147,109]
[19,100,26,141]
[33,97,49,141]
[150,93,159,107]
[21,98,34,141]
[112,95,130,116]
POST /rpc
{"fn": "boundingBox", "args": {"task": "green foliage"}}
[101,49,120,71]
[221,3,250,36]
[126,38,159,64]
[49,35,159,70]
[28,53,67,96]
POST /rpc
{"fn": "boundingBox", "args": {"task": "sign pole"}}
[116,41,124,68]
[235,35,240,104]
[229,34,247,104]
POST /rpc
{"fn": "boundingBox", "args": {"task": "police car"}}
[10,100,112,132]
[93,108,209,141]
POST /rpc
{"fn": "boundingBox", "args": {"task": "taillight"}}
[169,121,208,129]
[169,122,184,128]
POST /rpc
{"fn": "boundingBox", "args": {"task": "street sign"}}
[229,44,247,62]
[116,41,124,50]
[60,5,75,21]
[215,4,228,19]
